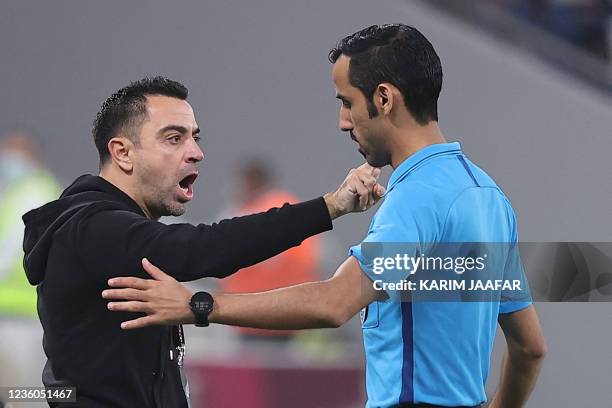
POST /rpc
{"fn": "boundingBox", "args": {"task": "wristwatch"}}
[189,291,214,327]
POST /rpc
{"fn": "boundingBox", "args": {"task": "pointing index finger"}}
[356,162,382,178]
[356,162,374,173]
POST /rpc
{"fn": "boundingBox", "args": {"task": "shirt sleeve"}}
[499,211,532,314]
[75,197,332,282]
[349,197,424,284]
[499,243,532,314]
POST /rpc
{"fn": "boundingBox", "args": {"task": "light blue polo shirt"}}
[350,142,531,407]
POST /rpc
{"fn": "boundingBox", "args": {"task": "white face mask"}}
[0,153,32,192]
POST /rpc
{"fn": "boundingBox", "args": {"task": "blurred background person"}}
[218,158,322,343]
[0,130,60,404]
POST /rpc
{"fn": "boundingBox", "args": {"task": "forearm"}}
[170,163,384,280]
[490,349,545,408]
[185,198,332,280]
[209,280,346,330]
[105,256,375,331]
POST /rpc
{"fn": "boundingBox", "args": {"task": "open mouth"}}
[177,172,198,201]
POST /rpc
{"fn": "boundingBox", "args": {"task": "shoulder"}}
[368,182,443,243]
[71,198,150,238]
[377,171,460,230]
[377,155,514,241]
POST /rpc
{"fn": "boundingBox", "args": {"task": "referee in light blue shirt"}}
[104,24,547,408]
[350,140,532,407]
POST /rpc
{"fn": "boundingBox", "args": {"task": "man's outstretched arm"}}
[103,256,384,330]
[78,163,385,283]
[489,305,547,408]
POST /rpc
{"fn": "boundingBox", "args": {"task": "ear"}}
[107,136,134,172]
[375,83,395,116]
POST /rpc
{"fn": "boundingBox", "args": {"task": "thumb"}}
[142,258,172,281]
[374,184,386,197]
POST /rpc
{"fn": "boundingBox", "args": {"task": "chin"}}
[365,154,388,168]
[160,202,187,217]
[169,205,187,217]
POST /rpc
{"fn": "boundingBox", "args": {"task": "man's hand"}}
[324,163,385,219]
[102,258,195,329]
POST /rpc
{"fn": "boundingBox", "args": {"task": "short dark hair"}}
[240,158,274,187]
[93,76,188,164]
[329,24,442,124]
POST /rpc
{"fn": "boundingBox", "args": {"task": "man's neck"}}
[389,121,447,169]
[99,166,155,219]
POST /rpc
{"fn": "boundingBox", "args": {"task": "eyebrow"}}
[335,93,350,102]
[158,125,200,136]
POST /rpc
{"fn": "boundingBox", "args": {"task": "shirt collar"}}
[387,142,462,191]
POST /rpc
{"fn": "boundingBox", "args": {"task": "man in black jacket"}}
[21,76,384,407]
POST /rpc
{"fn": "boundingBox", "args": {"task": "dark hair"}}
[240,158,274,187]
[329,24,442,124]
[93,76,188,164]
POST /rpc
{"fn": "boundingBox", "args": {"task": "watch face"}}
[191,292,213,313]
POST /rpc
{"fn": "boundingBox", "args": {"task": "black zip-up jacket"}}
[22,175,332,407]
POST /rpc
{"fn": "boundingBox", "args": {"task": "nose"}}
[338,106,353,132]
[187,137,204,163]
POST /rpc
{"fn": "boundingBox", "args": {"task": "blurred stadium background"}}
[1,0,611,407]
